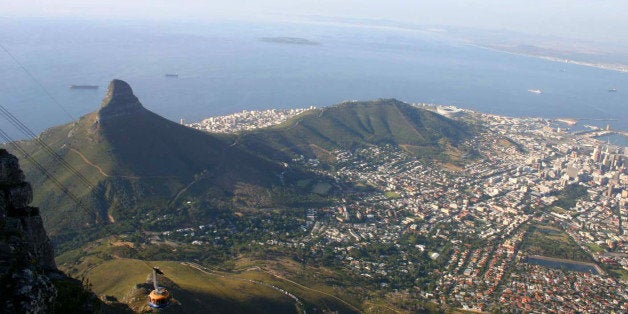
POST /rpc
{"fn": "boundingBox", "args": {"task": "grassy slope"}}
[84,259,297,314]
[56,237,363,313]
[66,256,361,314]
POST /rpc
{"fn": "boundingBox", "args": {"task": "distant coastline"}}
[536,54,628,73]
[260,37,320,45]
[478,44,628,73]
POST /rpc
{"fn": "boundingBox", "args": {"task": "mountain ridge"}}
[237,98,472,162]
[6,80,473,250]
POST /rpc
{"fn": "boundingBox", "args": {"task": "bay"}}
[1,18,626,144]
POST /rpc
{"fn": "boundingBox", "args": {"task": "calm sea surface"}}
[1,18,626,144]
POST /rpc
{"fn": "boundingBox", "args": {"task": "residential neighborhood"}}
[170,105,628,311]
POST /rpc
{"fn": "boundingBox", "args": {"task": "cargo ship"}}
[527,89,543,94]
[165,74,179,78]
[69,85,98,89]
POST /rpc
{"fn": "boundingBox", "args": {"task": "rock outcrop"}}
[1,148,111,313]
[98,79,144,120]
[1,149,58,312]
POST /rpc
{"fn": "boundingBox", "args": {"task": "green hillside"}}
[83,259,300,313]
[6,82,473,254]
[238,99,472,162]
[10,80,299,242]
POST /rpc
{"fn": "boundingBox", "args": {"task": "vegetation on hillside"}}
[239,99,473,162]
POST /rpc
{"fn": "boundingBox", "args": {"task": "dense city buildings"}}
[178,105,628,312]
[186,108,314,133]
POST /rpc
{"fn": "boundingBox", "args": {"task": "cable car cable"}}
[1,126,173,307]
[0,43,181,307]
[0,43,75,121]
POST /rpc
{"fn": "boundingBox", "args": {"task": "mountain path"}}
[169,170,207,207]
[260,269,362,313]
[70,148,111,177]
[180,262,304,310]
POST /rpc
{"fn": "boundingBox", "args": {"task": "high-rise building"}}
[592,145,601,162]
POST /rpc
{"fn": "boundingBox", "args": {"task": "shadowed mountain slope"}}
[12,80,288,237]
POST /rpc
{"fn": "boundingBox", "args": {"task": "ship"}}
[69,85,98,89]
[527,89,543,94]
[608,88,618,92]
[165,74,179,78]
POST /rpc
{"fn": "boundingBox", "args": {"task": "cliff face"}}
[0,148,58,312]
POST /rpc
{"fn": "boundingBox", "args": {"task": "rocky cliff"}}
[0,148,58,312]
[0,148,100,313]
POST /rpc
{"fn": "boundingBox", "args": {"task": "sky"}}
[2,0,628,44]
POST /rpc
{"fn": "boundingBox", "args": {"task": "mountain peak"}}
[98,79,144,119]
[106,79,134,98]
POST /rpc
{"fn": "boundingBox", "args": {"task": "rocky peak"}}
[98,79,144,120]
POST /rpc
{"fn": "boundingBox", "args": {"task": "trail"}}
[70,148,112,178]
[260,269,362,313]
[180,262,304,312]
[169,171,206,207]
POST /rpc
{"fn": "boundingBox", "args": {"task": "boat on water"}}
[165,74,179,78]
[584,125,600,130]
[608,88,618,92]
[69,85,98,89]
[528,89,542,94]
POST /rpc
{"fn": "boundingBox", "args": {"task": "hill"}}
[236,99,473,163]
[6,82,473,252]
[9,80,305,243]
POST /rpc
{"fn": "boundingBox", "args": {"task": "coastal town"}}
[172,104,628,312]
[186,107,314,133]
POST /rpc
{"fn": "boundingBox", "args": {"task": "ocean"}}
[1,18,626,144]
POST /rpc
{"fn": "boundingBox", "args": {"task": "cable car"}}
[148,267,172,309]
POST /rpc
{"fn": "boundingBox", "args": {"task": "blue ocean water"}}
[1,18,626,143]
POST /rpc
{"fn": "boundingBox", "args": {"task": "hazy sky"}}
[3,0,628,43]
